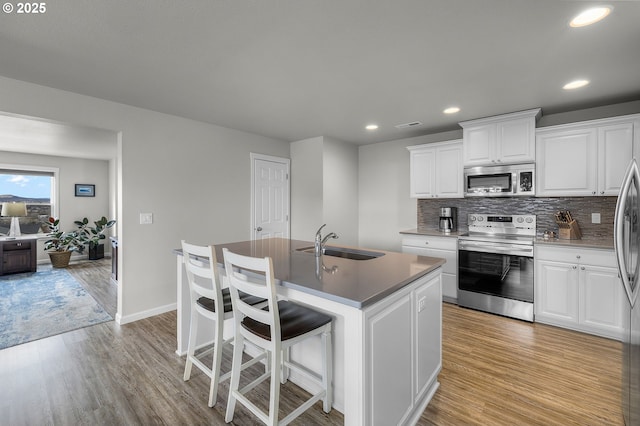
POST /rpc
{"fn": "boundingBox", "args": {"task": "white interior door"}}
[251,153,290,240]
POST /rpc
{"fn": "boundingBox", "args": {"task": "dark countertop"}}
[400,228,467,238]
[181,238,445,309]
[401,228,614,250]
[535,237,614,250]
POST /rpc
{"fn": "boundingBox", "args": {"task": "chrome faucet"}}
[315,224,338,257]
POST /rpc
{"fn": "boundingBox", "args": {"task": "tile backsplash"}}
[417,197,617,240]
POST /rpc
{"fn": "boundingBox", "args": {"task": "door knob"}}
[255,227,263,232]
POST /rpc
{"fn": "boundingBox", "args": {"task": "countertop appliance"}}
[464,163,535,197]
[615,159,640,425]
[438,207,457,233]
[457,213,536,322]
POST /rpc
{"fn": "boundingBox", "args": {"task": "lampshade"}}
[1,202,28,217]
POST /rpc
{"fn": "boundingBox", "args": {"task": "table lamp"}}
[1,202,28,237]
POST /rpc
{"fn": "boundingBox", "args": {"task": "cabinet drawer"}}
[402,245,456,275]
[535,245,616,268]
[2,240,32,251]
[402,235,457,251]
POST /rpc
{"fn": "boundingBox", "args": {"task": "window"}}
[0,166,57,236]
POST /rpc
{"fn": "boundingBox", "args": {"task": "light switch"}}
[591,213,601,224]
[140,213,153,224]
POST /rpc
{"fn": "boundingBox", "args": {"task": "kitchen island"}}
[175,237,444,425]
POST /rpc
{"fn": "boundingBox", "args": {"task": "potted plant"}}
[75,216,116,260]
[42,217,86,268]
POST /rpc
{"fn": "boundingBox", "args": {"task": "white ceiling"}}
[0,0,638,145]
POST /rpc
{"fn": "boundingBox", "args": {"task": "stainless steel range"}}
[457,213,536,322]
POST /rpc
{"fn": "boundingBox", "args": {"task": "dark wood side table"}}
[0,238,37,275]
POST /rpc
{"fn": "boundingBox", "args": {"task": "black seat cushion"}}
[241,300,332,341]
[196,289,265,313]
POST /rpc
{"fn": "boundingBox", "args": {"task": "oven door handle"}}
[458,241,534,257]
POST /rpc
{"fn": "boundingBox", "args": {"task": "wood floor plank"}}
[0,263,624,425]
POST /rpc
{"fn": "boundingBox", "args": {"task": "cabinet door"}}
[536,128,598,196]
[535,260,579,325]
[598,123,634,195]
[414,275,442,401]
[463,124,495,166]
[402,239,457,301]
[409,148,435,198]
[434,143,463,198]
[367,294,413,425]
[497,117,535,164]
[580,265,623,338]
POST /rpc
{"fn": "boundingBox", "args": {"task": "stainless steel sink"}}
[296,246,385,261]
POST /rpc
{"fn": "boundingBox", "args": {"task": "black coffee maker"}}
[438,207,457,233]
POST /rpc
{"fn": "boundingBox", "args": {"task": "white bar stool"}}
[181,241,266,407]
[223,247,333,426]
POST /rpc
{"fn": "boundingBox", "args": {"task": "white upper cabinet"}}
[536,116,636,197]
[407,140,463,198]
[460,108,541,166]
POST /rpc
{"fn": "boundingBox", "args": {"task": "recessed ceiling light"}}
[563,79,590,90]
[570,7,611,27]
[443,107,460,114]
[365,124,379,130]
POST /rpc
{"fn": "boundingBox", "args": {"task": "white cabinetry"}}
[460,108,541,166]
[535,245,623,340]
[402,234,457,302]
[407,140,463,198]
[365,272,441,425]
[536,116,636,196]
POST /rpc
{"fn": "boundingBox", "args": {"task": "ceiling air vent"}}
[395,121,423,129]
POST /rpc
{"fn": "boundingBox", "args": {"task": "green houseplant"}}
[75,216,116,260]
[43,217,85,268]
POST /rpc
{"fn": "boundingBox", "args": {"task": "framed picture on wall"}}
[75,184,95,197]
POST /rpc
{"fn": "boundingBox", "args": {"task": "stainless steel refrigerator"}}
[615,159,640,425]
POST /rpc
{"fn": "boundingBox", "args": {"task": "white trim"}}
[116,302,177,325]
[249,153,291,241]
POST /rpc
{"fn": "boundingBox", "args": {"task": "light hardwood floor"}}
[0,262,624,425]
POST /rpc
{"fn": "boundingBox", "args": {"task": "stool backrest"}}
[222,248,280,344]
[181,241,224,314]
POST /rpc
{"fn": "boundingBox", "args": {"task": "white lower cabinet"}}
[365,272,442,425]
[402,235,457,302]
[535,245,623,340]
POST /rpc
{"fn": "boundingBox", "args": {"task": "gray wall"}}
[323,137,358,246]
[358,130,461,251]
[290,137,324,240]
[290,136,359,246]
[0,75,290,324]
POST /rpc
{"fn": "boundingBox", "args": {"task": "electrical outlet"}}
[418,296,426,313]
[140,213,153,225]
[591,213,601,224]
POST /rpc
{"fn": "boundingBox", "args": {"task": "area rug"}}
[0,266,113,350]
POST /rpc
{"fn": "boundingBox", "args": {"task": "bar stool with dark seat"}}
[222,247,333,426]
[181,241,266,407]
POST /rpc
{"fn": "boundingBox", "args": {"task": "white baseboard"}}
[117,303,176,325]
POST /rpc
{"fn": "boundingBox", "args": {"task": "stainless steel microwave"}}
[464,163,535,197]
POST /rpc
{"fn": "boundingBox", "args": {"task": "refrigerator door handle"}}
[615,159,640,307]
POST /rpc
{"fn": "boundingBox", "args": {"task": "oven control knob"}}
[525,217,533,223]
[477,217,484,222]
[469,215,476,222]
[517,217,524,223]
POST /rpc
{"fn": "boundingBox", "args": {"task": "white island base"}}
[176,244,442,425]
